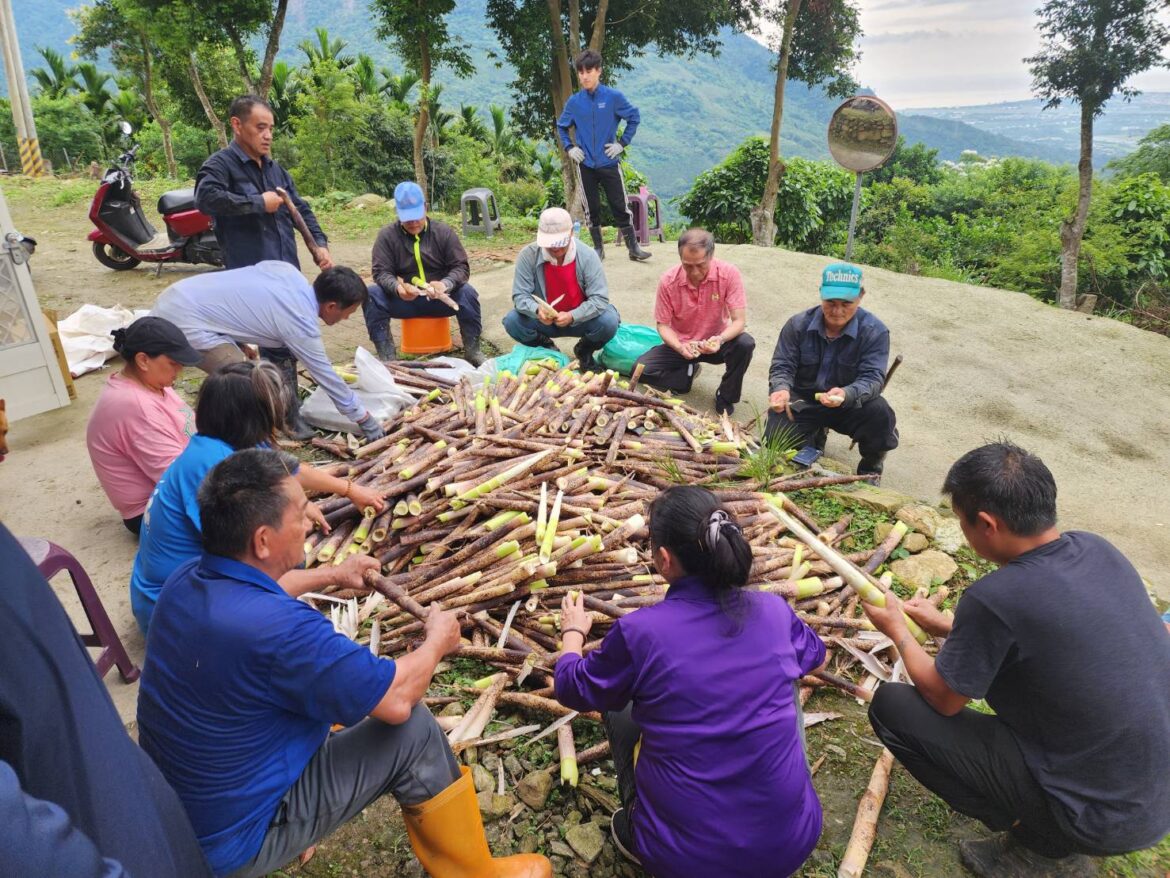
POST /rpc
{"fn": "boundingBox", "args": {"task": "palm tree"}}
[457,104,488,142]
[30,47,78,99]
[487,104,530,180]
[111,78,147,131]
[350,54,381,98]
[299,27,353,69]
[381,70,419,110]
[75,62,115,119]
[268,61,301,134]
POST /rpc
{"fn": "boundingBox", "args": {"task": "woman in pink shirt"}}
[86,317,202,536]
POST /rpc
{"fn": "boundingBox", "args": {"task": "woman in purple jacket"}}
[555,486,826,877]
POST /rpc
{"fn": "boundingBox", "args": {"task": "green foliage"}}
[1108,123,1170,183]
[867,136,942,186]
[287,58,362,192]
[134,119,217,178]
[30,46,78,98]
[13,95,108,167]
[1104,174,1170,281]
[677,137,853,249]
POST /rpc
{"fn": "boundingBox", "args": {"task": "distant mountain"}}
[913,93,1170,167]
[4,0,1143,209]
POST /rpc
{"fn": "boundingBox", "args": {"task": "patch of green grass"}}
[738,431,799,487]
[793,488,893,554]
[1102,834,1170,877]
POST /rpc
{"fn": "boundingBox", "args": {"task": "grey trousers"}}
[226,706,460,878]
[197,342,247,375]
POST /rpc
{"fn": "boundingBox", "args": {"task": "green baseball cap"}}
[820,263,863,301]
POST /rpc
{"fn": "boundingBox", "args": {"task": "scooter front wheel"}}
[92,241,142,271]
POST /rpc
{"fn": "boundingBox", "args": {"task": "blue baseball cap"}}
[820,263,863,301]
[394,181,427,221]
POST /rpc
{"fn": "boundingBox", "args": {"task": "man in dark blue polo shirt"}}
[765,263,898,478]
[195,95,333,441]
[137,449,552,878]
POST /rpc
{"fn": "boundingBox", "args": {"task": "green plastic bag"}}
[598,324,662,375]
[494,343,571,374]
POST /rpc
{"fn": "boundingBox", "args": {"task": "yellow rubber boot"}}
[402,767,552,878]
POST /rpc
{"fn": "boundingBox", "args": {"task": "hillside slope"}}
[11,0,1094,202]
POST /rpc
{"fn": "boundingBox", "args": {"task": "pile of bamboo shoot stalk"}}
[302,358,937,872]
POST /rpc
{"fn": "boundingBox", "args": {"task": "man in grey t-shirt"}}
[861,441,1170,877]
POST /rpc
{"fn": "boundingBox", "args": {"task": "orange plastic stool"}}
[400,317,453,354]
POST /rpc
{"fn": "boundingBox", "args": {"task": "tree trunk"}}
[139,34,176,178]
[257,0,290,100]
[547,0,580,217]
[750,0,802,248]
[568,0,581,58]
[589,0,609,53]
[413,38,432,196]
[224,23,258,94]
[1058,103,1094,310]
[189,54,228,148]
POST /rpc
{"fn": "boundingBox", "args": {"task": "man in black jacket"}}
[194,94,333,440]
[364,181,485,366]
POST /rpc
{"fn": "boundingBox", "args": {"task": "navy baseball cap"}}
[112,316,202,365]
[394,181,427,221]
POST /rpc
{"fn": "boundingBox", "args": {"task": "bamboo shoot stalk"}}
[536,481,548,542]
[448,673,507,745]
[399,440,448,480]
[838,749,896,878]
[768,500,927,644]
[539,489,564,563]
[558,723,579,787]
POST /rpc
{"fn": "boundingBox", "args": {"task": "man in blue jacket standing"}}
[557,49,651,263]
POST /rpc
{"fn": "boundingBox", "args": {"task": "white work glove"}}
[567,146,585,164]
[604,142,625,159]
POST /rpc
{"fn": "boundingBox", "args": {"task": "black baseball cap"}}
[112,316,202,366]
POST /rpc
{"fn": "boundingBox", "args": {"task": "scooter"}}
[87,122,222,272]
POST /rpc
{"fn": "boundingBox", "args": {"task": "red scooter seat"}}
[157,188,196,215]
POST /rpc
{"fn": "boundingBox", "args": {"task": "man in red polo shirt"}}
[634,228,754,414]
[502,207,620,372]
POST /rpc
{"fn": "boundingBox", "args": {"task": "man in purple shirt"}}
[555,487,825,878]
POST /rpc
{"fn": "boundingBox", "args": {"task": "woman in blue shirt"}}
[130,361,384,634]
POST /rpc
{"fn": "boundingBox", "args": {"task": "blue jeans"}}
[502,305,620,348]
[363,282,483,343]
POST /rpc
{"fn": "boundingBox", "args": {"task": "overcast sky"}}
[850,0,1170,108]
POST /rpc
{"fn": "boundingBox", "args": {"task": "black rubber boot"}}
[715,393,734,416]
[620,226,651,261]
[573,339,601,373]
[857,451,887,476]
[959,833,1097,878]
[588,225,605,261]
[462,334,486,367]
[375,336,397,362]
[274,357,316,441]
[609,808,641,866]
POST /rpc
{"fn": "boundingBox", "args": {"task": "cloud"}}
[864,28,951,45]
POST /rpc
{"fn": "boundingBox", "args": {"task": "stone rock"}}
[504,755,524,777]
[471,763,495,794]
[549,841,576,858]
[902,532,929,553]
[567,862,593,878]
[476,790,515,821]
[482,752,500,772]
[518,833,541,854]
[874,521,895,543]
[565,810,583,827]
[933,517,968,554]
[895,504,946,538]
[438,701,464,717]
[517,769,556,810]
[828,485,916,515]
[890,549,959,589]
[347,193,387,209]
[565,821,606,864]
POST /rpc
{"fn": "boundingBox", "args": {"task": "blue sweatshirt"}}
[556,84,641,169]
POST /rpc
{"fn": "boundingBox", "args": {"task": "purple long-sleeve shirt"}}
[555,576,826,878]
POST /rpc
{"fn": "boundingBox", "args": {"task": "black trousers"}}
[764,394,898,458]
[604,704,642,855]
[869,683,1093,859]
[576,163,633,229]
[634,334,756,405]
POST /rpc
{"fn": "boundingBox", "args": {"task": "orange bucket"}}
[400,317,453,354]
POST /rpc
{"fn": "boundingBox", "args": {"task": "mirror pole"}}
[845,171,863,261]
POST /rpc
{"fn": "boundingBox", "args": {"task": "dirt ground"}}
[1,180,1167,877]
